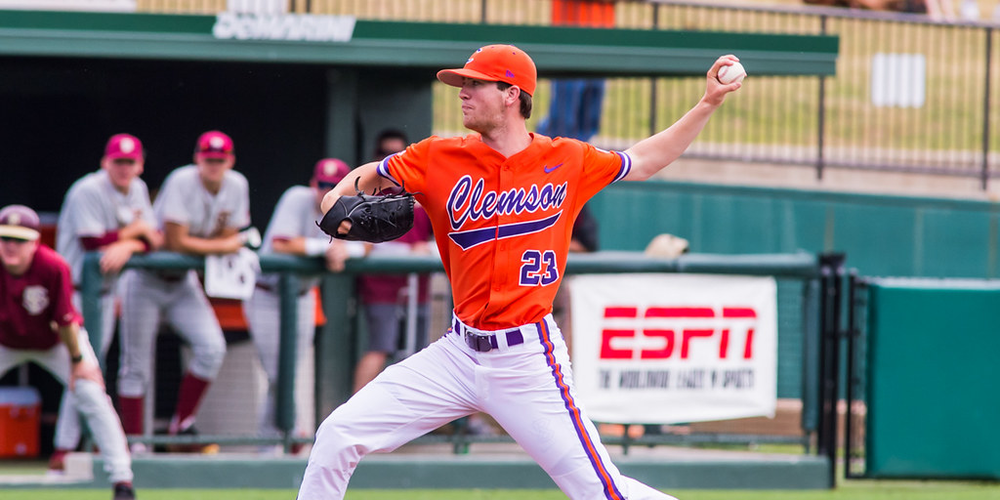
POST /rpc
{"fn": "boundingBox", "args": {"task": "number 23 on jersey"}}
[520,249,559,286]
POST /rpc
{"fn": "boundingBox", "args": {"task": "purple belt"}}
[453,319,524,353]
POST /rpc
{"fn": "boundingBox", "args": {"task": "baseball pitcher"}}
[300,45,742,499]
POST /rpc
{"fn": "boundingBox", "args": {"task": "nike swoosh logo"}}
[543,163,564,174]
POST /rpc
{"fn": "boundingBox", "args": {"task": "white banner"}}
[204,248,259,300]
[569,273,777,424]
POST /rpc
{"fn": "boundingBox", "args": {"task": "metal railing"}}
[121,0,1000,188]
[81,250,831,456]
[80,252,326,451]
[641,1,998,188]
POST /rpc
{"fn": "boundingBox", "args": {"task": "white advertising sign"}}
[204,248,259,300]
[213,12,356,42]
[570,273,777,424]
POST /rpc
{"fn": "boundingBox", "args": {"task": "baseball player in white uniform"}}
[117,130,250,447]
[50,133,160,469]
[243,158,360,451]
[300,45,741,499]
[0,205,136,500]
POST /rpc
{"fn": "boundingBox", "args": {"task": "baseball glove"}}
[317,186,415,243]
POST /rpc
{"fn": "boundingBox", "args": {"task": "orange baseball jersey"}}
[378,133,631,330]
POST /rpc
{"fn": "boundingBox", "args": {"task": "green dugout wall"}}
[591,180,1000,481]
[590,180,1000,279]
[860,279,1000,479]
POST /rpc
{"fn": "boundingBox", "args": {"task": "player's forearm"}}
[166,232,241,255]
[624,99,719,180]
[272,237,308,256]
[57,323,83,360]
[118,222,148,241]
[112,238,149,254]
[320,162,390,214]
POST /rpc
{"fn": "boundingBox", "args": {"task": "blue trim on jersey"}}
[376,155,400,185]
[448,211,562,250]
[612,151,632,184]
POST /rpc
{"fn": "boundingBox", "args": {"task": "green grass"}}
[4,482,1000,500]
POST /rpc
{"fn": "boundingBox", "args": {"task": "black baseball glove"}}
[317,186,415,243]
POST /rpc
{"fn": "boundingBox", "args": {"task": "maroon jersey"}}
[0,245,81,350]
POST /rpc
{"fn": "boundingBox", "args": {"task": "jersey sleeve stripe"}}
[611,151,632,184]
[376,155,401,186]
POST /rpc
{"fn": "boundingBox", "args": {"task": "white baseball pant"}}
[298,314,677,500]
[117,269,226,398]
[0,330,132,484]
[54,290,118,452]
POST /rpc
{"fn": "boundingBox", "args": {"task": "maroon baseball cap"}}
[437,44,537,96]
[0,205,41,241]
[312,158,350,185]
[194,130,235,159]
[104,133,144,161]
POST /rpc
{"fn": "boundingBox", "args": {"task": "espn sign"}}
[570,274,777,424]
[600,306,758,361]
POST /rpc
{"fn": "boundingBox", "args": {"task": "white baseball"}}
[717,61,746,85]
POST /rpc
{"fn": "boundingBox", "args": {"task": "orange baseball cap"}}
[437,44,537,97]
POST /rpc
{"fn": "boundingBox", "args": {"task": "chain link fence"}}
[123,0,1000,187]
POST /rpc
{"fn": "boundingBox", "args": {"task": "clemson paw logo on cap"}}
[506,70,515,78]
[120,138,135,153]
[210,137,226,149]
[8,214,20,226]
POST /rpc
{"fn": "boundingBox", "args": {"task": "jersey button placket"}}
[494,239,506,292]
[493,164,513,294]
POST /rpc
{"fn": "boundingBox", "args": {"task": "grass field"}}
[4,481,1000,500]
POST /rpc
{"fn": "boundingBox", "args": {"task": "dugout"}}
[0,6,839,473]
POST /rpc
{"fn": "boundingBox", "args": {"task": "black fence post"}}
[982,27,992,190]
[650,4,660,138]
[817,14,828,181]
[844,270,862,479]
[817,252,845,488]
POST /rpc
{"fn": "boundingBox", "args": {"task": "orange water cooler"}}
[0,386,41,458]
